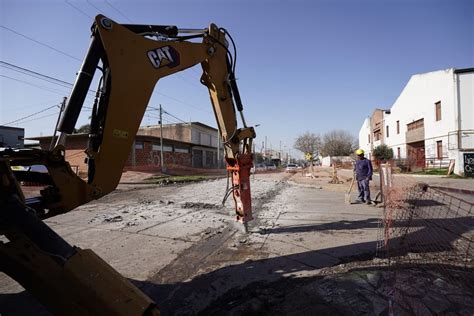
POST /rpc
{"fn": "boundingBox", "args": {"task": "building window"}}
[396,121,400,134]
[435,101,441,121]
[151,143,173,152]
[368,134,370,143]
[205,151,214,166]
[375,132,381,141]
[407,118,424,131]
[436,140,443,159]
[397,147,400,159]
[192,130,200,143]
[386,125,389,138]
[175,147,189,153]
[200,133,212,146]
[134,141,144,150]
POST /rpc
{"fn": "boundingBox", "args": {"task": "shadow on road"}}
[1,216,473,315]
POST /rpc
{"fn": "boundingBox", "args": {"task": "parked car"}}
[285,163,298,173]
[251,163,267,173]
[265,163,277,171]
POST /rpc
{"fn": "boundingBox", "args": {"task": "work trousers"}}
[357,178,371,202]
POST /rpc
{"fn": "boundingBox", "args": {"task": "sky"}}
[1,0,473,158]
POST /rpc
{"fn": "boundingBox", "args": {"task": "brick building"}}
[27,122,222,175]
[138,122,222,168]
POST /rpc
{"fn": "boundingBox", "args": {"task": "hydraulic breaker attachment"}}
[227,153,253,226]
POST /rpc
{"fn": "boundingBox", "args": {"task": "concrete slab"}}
[63,227,191,280]
[0,173,403,314]
[138,210,229,242]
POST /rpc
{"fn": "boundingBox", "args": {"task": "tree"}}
[321,130,356,157]
[373,144,394,162]
[294,132,321,157]
[73,123,90,134]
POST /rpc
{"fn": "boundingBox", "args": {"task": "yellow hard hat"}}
[355,149,365,155]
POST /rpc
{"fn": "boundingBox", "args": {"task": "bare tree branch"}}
[294,132,321,156]
[321,130,356,156]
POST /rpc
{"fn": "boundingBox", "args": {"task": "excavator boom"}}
[0,15,255,315]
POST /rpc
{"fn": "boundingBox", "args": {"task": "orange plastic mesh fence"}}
[376,163,473,312]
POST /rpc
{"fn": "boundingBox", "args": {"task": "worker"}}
[354,149,373,204]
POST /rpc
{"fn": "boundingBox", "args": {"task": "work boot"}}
[366,200,373,205]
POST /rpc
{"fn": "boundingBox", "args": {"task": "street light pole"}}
[160,104,165,172]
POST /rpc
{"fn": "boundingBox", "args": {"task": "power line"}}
[65,0,94,19]
[4,105,91,127]
[175,72,210,96]
[162,118,175,124]
[144,114,159,121]
[7,99,61,112]
[144,113,160,119]
[18,111,61,125]
[145,108,186,126]
[2,104,59,126]
[1,60,97,95]
[2,70,199,127]
[147,106,188,124]
[0,74,70,96]
[1,61,74,88]
[155,91,212,114]
[104,0,132,22]
[85,0,105,14]
[0,25,82,62]
[163,110,187,124]
[2,63,208,117]
[1,23,213,116]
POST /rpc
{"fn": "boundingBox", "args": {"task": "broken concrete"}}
[1,170,472,315]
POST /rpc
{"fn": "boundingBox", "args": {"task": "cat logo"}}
[147,46,180,69]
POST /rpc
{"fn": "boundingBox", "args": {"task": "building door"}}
[407,141,425,169]
[436,141,443,159]
[205,151,214,168]
[192,149,203,168]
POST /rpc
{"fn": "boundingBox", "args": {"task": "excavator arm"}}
[0,15,255,315]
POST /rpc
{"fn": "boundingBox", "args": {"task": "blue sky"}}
[1,0,472,157]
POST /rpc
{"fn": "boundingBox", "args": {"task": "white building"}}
[358,117,372,160]
[359,68,474,176]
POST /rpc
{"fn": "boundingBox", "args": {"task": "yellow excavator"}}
[0,15,255,315]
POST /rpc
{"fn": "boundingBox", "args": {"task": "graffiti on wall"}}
[146,150,178,166]
[147,151,161,166]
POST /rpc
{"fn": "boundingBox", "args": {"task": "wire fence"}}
[376,163,474,314]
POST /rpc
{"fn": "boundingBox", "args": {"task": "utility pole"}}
[50,97,67,150]
[217,126,220,168]
[252,142,256,179]
[264,136,267,162]
[159,104,165,172]
[279,140,282,166]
